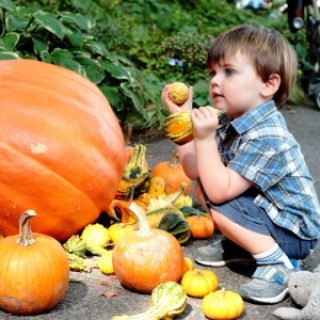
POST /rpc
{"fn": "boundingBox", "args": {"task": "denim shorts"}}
[200,184,317,259]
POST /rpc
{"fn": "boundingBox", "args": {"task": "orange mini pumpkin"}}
[151,148,191,196]
[0,59,125,242]
[186,215,215,239]
[0,210,69,315]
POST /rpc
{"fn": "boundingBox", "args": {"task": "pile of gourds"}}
[105,144,216,245]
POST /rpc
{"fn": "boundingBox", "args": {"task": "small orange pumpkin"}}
[0,210,69,315]
[112,203,184,293]
[201,288,244,320]
[151,148,191,196]
[181,269,219,298]
[186,215,215,239]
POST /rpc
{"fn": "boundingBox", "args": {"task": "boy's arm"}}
[195,138,253,203]
[162,85,199,180]
[192,107,253,203]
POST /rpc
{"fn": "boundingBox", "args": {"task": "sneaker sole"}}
[242,287,289,304]
[195,258,254,267]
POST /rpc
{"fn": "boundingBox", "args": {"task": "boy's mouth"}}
[212,93,224,100]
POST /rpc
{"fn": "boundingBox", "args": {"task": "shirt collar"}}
[230,100,277,135]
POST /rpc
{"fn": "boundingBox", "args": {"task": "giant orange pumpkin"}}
[0,59,125,241]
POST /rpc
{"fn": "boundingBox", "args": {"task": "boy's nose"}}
[210,75,220,86]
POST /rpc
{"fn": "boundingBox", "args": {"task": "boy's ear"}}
[261,73,281,98]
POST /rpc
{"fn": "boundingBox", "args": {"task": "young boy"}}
[161,25,320,304]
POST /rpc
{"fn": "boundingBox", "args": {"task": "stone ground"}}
[1,103,319,320]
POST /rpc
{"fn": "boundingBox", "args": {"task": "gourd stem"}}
[16,209,37,246]
[129,203,153,237]
[169,148,179,168]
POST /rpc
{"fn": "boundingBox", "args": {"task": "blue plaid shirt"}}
[216,101,320,240]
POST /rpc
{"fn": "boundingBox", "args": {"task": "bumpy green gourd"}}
[110,281,187,320]
[63,235,87,258]
[80,223,111,256]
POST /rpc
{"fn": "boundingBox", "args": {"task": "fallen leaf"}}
[100,281,111,286]
[102,291,118,298]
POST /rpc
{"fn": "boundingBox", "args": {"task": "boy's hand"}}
[191,106,219,141]
[161,85,193,114]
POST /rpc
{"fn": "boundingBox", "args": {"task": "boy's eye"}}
[209,70,216,77]
[225,69,234,76]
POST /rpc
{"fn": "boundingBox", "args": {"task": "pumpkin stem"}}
[16,209,37,246]
[169,148,179,168]
[129,202,153,237]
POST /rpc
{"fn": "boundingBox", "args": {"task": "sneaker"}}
[239,260,300,304]
[193,238,254,267]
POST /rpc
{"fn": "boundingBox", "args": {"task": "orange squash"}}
[0,210,69,315]
[186,215,215,239]
[151,148,191,195]
[0,59,125,241]
[112,203,185,293]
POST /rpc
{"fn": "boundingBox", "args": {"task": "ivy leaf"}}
[101,60,132,82]
[33,12,65,40]
[59,12,93,32]
[84,39,111,58]
[0,51,20,59]
[0,32,19,51]
[51,48,85,76]
[66,29,84,48]
[76,57,105,84]
[32,36,48,56]
[0,0,15,10]
[40,50,52,63]
[5,14,29,32]
[100,85,123,112]
[120,82,144,114]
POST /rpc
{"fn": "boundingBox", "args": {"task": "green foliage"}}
[156,32,215,82]
[0,0,315,131]
[0,0,168,130]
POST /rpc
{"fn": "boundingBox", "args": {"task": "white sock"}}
[253,243,294,269]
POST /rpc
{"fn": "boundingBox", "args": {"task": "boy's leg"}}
[193,191,316,303]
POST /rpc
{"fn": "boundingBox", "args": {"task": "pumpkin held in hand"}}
[0,59,125,241]
[0,210,69,315]
[112,203,185,293]
[168,82,189,105]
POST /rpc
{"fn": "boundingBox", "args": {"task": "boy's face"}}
[208,51,267,118]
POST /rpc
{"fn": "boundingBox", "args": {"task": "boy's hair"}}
[206,24,297,107]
